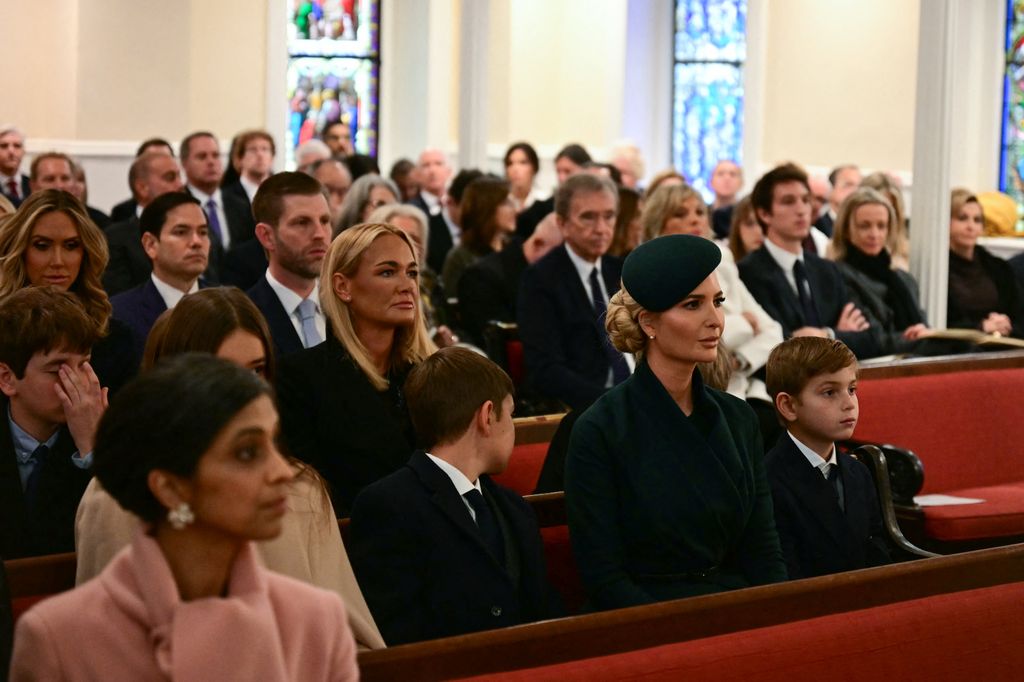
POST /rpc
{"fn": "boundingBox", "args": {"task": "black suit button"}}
[491,606,502,617]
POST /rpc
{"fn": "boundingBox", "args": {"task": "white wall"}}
[0,0,1011,213]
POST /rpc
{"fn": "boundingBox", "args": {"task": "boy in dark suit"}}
[0,288,105,558]
[765,337,890,579]
[349,347,559,645]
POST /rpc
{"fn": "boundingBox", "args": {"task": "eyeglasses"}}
[574,210,617,230]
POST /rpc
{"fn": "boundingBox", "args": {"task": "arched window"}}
[672,0,747,202]
[286,0,381,166]
[1000,0,1024,231]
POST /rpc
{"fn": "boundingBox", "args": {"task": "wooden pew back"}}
[357,543,1024,681]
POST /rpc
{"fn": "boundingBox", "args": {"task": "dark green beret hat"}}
[621,235,721,312]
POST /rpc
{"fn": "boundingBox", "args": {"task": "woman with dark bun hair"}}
[11,354,359,680]
[566,234,786,611]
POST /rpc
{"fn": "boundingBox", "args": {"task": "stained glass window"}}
[1000,0,1024,232]
[672,0,747,203]
[286,0,380,167]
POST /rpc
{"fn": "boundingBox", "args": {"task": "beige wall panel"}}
[760,0,920,173]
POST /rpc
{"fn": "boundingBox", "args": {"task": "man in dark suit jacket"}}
[517,174,629,410]
[103,153,185,295]
[459,217,565,347]
[245,172,331,359]
[738,163,879,359]
[407,148,450,218]
[424,168,483,275]
[0,288,104,559]
[764,336,890,579]
[0,126,30,207]
[181,131,257,283]
[349,348,559,645]
[111,193,211,359]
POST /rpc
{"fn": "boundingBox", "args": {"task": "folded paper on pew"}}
[913,494,985,506]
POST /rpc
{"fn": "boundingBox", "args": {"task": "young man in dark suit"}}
[0,288,106,559]
[764,337,890,579]
[0,126,30,207]
[349,347,559,645]
[103,152,185,295]
[738,163,880,359]
[111,192,210,359]
[181,131,257,282]
[517,172,630,410]
[245,172,331,358]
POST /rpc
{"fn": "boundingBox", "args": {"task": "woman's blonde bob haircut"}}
[830,187,896,262]
[640,183,709,243]
[0,189,111,332]
[320,222,437,390]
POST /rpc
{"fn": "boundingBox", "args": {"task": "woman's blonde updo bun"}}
[606,286,649,357]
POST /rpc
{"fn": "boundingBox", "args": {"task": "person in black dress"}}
[566,234,786,611]
[830,187,929,355]
[947,188,1024,338]
[275,223,437,514]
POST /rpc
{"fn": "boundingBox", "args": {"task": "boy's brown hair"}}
[0,287,100,378]
[766,337,857,403]
[405,347,514,450]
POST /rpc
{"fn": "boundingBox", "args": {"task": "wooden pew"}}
[356,542,1024,681]
[491,414,565,495]
[851,350,1024,552]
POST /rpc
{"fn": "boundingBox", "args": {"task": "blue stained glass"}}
[672,63,744,203]
[1000,0,1024,232]
[675,0,747,62]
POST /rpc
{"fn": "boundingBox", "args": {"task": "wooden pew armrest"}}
[844,439,924,507]
[848,445,938,560]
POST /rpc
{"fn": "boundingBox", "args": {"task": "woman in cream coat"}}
[641,184,782,441]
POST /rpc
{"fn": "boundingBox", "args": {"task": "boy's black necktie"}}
[464,489,506,565]
[24,444,50,511]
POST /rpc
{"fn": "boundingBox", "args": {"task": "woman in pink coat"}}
[10,354,359,681]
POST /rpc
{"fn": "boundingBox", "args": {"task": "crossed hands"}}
[791,303,870,339]
[981,313,1013,337]
[54,361,108,455]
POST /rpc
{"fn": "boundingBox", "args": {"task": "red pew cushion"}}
[492,443,547,496]
[455,582,1024,681]
[921,482,1024,541]
[539,525,583,615]
[854,368,1024,493]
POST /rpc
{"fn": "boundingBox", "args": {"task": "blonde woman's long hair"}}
[640,183,710,243]
[0,189,111,333]
[320,222,437,390]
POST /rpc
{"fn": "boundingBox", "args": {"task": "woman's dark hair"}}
[93,354,272,523]
[459,176,511,255]
[141,287,276,380]
[503,142,539,174]
[555,143,591,166]
[343,154,381,181]
[609,186,642,258]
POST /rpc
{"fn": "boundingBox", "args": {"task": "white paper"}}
[913,494,985,506]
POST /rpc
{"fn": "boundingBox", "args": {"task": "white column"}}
[910,0,958,328]
[621,0,673,185]
[458,0,490,171]
[264,0,288,169]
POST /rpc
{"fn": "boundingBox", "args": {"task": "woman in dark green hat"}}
[565,234,786,610]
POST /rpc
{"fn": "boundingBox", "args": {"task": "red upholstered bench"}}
[4,552,76,624]
[854,366,1024,545]
[492,415,564,496]
[455,581,1024,681]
